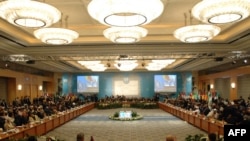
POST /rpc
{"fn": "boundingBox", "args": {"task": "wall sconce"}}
[210,84,214,89]
[17,84,22,90]
[39,85,43,91]
[231,82,236,88]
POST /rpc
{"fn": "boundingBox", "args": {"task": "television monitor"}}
[119,111,132,119]
[154,75,177,93]
[77,76,99,93]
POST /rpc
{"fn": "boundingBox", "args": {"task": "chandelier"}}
[103,27,147,44]
[87,0,164,27]
[114,60,138,71]
[78,61,101,66]
[152,59,176,65]
[78,61,107,72]
[87,64,107,72]
[146,59,176,71]
[174,24,221,43]
[146,63,166,71]
[8,54,30,62]
[192,0,250,24]
[0,0,61,28]
[34,28,79,45]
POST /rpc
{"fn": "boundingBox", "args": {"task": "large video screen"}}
[77,76,99,93]
[154,75,177,93]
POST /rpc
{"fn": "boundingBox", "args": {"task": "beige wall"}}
[198,67,250,101]
[0,69,54,103]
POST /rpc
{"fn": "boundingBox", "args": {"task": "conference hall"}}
[0,0,250,141]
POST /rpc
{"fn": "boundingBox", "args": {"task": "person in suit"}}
[76,132,84,141]
[90,136,94,141]
[0,110,6,131]
[14,107,28,126]
[27,136,37,141]
[208,133,216,141]
[166,135,176,141]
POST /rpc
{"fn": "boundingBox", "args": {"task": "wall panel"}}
[238,74,250,99]
[215,78,230,99]
[0,77,7,100]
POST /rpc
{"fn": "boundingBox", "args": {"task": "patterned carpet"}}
[45,108,206,141]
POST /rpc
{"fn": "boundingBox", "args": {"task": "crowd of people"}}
[0,95,86,132]
[1,93,249,140]
[98,94,159,103]
[165,94,250,125]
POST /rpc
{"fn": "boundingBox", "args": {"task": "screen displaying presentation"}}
[119,111,132,119]
[154,75,177,93]
[77,76,99,93]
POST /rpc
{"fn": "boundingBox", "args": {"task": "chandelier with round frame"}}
[103,26,148,44]
[192,0,250,24]
[87,0,164,27]
[0,0,61,28]
[34,28,79,45]
[174,24,221,43]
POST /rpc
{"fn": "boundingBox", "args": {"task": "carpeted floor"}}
[44,108,206,141]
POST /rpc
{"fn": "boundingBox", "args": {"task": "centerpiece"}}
[109,110,143,121]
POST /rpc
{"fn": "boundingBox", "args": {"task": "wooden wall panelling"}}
[215,78,230,99]
[23,84,31,98]
[0,77,7,101]
[199,67,250,101]
[7,78,16,103]
[238,74,250,99]
[30,85,38,100]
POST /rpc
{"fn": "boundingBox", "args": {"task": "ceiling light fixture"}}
[8,54,30,62]
[0,0,61,28]
[192,0,250,24]
[34,28,79,45]
[78,61,107,71]
[146,63,165,71]
[114,60,138,71]
[146,59,176,71]
[87,64,107,72]
[78,61,101,66]
[103,27,148,44]
[174,24,221,43]
[152,59,176,65]
[87,0,164,27]
[90,67,107,72]
[34,14,79,45]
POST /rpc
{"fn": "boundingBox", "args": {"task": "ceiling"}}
[0,0,250,74]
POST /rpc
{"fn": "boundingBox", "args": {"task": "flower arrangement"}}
[109,111,143,121]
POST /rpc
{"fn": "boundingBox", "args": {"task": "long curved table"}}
[0,103,95,141]
[158,102,224,136]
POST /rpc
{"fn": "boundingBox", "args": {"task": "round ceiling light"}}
[87,0,164,27]
[192,0,250,24]
[0,0,61,28]
[103,26,148,44]
[34,28,79,45]
[174,24,221,43]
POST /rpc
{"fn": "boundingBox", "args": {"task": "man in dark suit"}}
[0,110,6,130]
[76,132,84,141]
[14,107,28,126]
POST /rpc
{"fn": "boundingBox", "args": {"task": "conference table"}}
[158,102,225,136]
[0,102,95,141]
